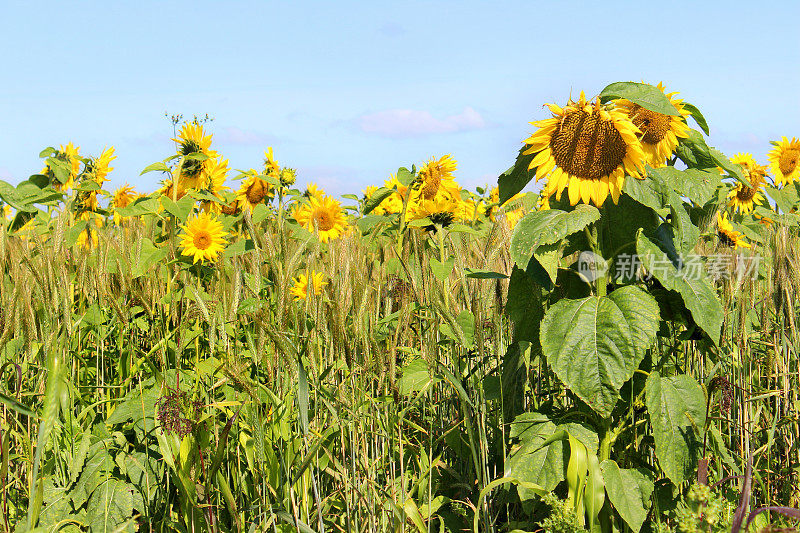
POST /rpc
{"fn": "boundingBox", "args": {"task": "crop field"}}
[1,81,800,532]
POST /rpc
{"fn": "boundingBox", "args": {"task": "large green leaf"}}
[600,460,654,533]
[644,372,706,484]
[636,229,723,343]
[363,186,394,215]
[599,82,681,116]
[505,266,545,343]
[539,286,659,416]
[497,146,535,205]
[511,204,600,269]
[648,167,722,207]
[505,413,565,499]
[84,478,135,532]
[680,101,710,135]
[623,173,669,211]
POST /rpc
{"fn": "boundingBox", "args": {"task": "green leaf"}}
[539,286,659,417]
[0,392,34,417]
[681,101,710,135]
[397,167,415,187]
[600,460,654,533]
[464,268,508,279]
[363,186,394,215]
[644,372,706,484]
[599,82,681,116]
[160,195,195,222]
[510,204,600,269]
[84,478,135,532]
[132,238,168,278]
[636,229,723,343]
[505,413,565,499]
[223,238,255,258]
[140,162,171,175]
[117,196,160,218]
[648,167,722,207]
[430,257,454,281]
[505,266,545,343]
[623,172,669,211]
[398,359,440,396]
[497,146,535,205]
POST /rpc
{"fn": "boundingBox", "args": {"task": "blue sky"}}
[1,0,798,196]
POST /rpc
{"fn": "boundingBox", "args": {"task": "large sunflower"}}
[293,195,348,243]
[417,155,458,201]
[615,83,690,167]
[236,171,273,211]
[728,153,767,214]
[179,212,228,264]
[173,122,218,187]
[92,146,116,186]
[768,136,800,187]
[289,270,327,301]
[716,212,750,249]
[524,92,646,207]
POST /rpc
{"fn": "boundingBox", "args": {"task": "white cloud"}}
[357,107,488,138]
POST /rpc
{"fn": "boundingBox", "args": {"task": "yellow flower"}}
[615,82,690,167]
[524,91,646,207]
[112,185,138,225]
[417,155,458,201]
[236,171,273,211]
[289,270,327,300]
[43,142,82,192]
[199,158,231,214]
[303,182,325,200]
[728,153,767,214]
[92,146,116,186]
[717,212,750,249]
[75,212,104,250]
[264,147,280,176]
[179,212,228,264]
[293,195,348,243]
[158,178,188,201]
[1,205,12,220]
[173,122,218,187]
[408,194,459,228]
[767,136,800,187]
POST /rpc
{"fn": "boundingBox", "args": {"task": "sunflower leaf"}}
[600,460,654,533]
[498,146,535,205]
[644,372,706,484]
[680,101,710,135]
[599,82,681,116]
[539,286,660,417]
[363,186,394,215]
[636,228,723,344]
[139,162,171,176]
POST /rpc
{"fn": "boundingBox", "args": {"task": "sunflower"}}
[199,158,231,214]
[112,185,138,225]
[236,171,273,211]
[374,174,409,214]
[768,136,800,187]
[2,205,13,220]
[43,142,82,192]
[92,146,116,186]
[75,212,104,250]
[179,212,227,264]
[173,122,218,187]
[408,194,459,229]
[293,195,348,243]
[415,155,458,201]
[716,212,750,248]
[264,147,280,176]
[728,153,767,214]
[615,82,690,167]
[158,178,188,201]
[289,270,327,301]
[303,182,325,200]
[537,190,551,211]
[524,91,646,207]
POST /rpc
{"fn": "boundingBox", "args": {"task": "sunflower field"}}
[2,81,800,532]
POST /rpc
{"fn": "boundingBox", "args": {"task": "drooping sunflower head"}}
[112,184,137,225]
[768,136,800,187]
[615,83,690,167]
[90,146,116,186]
[75,212,104,250]
[43,142,82,191]
[199,158,231,214]
[716,212,750,249]
[417,155,458,201]
[408,193,459,230]
[293,195,348,243]
[728,153,767,214]
[524,91,646,207]
[289,270,327,301]
[263,147,280,177]
[179,212,228,264]
[173,122,218,181]
[236,171,273,211]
